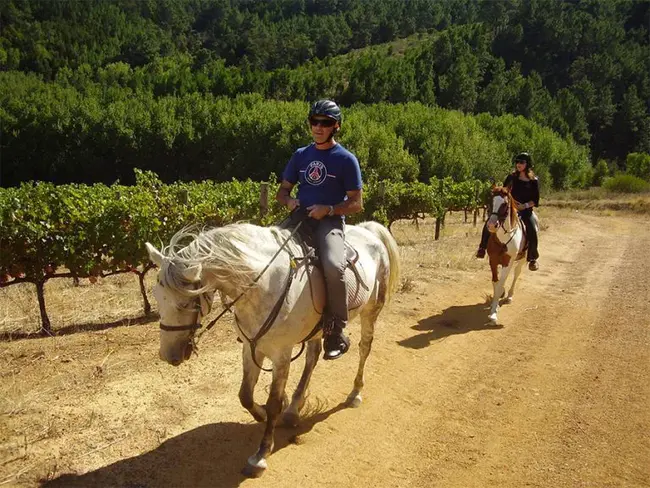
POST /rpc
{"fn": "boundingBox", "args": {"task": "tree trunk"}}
[138,265,154,315]
[35,280,52,335]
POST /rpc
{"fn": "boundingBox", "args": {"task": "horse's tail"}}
[358,221,401,302]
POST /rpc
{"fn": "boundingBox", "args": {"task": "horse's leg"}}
[283,339,322,427]
[243,353,291,478]
[489,256,501,317]
[506,258,526,303]
[489,263,512,323]
[347,305,379,408]
[239,344,267,423]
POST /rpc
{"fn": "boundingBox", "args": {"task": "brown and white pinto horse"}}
[485,186,530,323]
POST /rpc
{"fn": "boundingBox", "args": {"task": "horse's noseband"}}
[490,199,509,226]
[159,322,202,332]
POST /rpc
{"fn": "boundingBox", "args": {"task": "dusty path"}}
[1,211,649,487]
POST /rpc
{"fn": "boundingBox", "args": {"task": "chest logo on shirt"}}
[305,160,327,186]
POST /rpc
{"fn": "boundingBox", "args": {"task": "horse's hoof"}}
[242,464,266,478]
[242,457,267,478]
[346,393,362,408]
[282,411,300,427]
[488,313,498,324]
[505,296,513,304]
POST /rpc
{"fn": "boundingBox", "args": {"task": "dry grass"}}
[0,273,158,336]
[391,213,486,287]
[545,188,650,214]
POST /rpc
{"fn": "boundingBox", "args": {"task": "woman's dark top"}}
[504,173,540,207]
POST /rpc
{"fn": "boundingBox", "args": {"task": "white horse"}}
[485,187,536,323]
[145,220,400,477]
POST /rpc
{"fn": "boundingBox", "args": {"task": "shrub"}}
[592,159,609,186]
[602,174,650,193]
[626,153,650,181]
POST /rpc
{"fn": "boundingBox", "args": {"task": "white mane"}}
[159,223,293,296]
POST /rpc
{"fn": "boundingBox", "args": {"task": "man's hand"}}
[287,198,300,211]
[307,204,332,220]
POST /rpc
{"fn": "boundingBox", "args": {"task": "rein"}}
[199,221,304,339]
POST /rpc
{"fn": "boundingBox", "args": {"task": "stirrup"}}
[323,332,350,360]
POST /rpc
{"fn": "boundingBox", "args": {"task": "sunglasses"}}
[309,118,336,128]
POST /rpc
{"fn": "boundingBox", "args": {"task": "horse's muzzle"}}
[159,344,191,366]
[160,349,183,366]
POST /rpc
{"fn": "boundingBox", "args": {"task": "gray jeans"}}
[313,216,348,326]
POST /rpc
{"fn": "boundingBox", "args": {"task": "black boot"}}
[322,318,349,360]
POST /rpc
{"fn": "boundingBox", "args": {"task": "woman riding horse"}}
[476,152,540,271]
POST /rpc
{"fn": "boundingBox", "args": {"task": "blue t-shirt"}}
[282,143,362,208]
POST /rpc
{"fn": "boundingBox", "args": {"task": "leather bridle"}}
[157,221,317,370]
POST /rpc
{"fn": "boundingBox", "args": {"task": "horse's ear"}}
[146,242,164,267]
[181,264,202,283]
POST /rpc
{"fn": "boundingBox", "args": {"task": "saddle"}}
[280,209,370,313]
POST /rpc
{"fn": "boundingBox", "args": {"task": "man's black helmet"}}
[309,99,342,123]
[513,152,533,167]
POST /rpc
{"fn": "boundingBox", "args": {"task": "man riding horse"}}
[275,99,363,360]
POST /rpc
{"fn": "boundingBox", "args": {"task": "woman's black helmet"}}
[513,152,533,167]
[309,99,342,123]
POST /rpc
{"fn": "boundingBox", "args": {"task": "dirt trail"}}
[1,211,649,487]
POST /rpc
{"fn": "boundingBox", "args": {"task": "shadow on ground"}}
[398,302,503,349]
[42,402,347,488]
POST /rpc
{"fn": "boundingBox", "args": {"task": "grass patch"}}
[545,186,650,215]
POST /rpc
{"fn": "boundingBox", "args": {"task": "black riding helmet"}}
[513,152,533,167]
[309,99,342,124]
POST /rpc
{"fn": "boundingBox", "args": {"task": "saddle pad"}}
[345,263,371,311]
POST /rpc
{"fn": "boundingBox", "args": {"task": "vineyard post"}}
[473,181,480,226]
[180,188,189,205]
[440,179,446,229]
[259,182,269,222]
[434,179,444,241]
